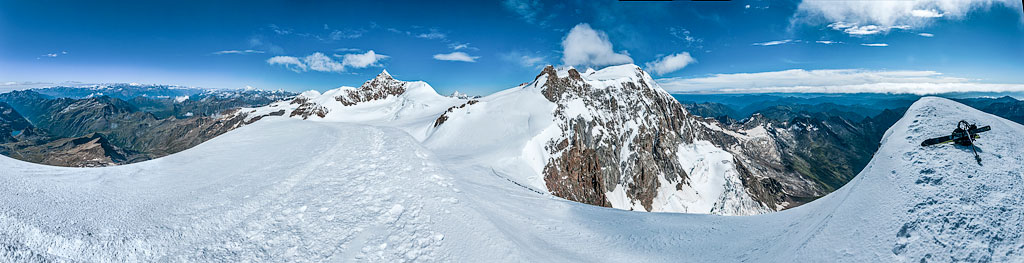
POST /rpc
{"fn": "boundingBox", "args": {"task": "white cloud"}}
[827,22,910,36]
[645,52,696,76]
[329,29,365,40]
[433,52,479,62]
[911,9,944,18]
[752,39,793,46]
[449,43,472,50]
[340,50,388,68]
[416,29,446,40]
[303,52,346,72]
[501,51,546,68]
[861,43,889,47]
[919,33,935,37]
[796,0,1021,36]
[268,24,292,35]
[335,48,362,52]
[212,50,265,55]
[43,53,57,57]
[657,68,1024,95]
[561,23,633,67]
[267,51,387,73]
[669,27,703,49]
[266,56,307,72]
[816,40,839,44]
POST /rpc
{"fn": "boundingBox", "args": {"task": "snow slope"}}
[3,97,1022,261]
[232,71,464,140]
[426,65,768,215]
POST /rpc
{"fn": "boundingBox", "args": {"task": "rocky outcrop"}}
[434,100,477,127]
[0,102,33,143]
[0,90,264,166]
[529,65,767,214]
[335,70,406,106]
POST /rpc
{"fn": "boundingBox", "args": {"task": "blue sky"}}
[1,0,1022,95]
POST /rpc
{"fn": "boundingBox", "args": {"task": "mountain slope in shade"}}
[1,97,1021,261]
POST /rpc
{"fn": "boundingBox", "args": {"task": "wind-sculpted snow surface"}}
[2,97,1022,262]
[0,119,459,261]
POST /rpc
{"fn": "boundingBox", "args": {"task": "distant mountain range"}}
[0,85,297,166]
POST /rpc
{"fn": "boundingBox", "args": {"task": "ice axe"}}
[921,120,990,165]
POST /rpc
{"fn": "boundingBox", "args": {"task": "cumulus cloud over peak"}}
[657,68,1024,95]
[645,52,696,75]
[267,50,387,73]
[340,50,388,68]
[561,23,633,67]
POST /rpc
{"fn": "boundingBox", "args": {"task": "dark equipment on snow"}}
[921,120,990,165]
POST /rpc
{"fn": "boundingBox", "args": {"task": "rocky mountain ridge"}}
[0,87,284,167]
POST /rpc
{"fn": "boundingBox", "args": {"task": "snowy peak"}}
[531,64,667,104]
[234,71,461,126]
[508,63,769,214]
[337,71,408,106]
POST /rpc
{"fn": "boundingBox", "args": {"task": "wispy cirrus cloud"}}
[861,43,889,47]
[657,68,1024,95]
[416,29,446,40]
[37,51,68,59]
[827,22,910,36]
[501,51,546,68]
[502,0,552,27]
[433,52,478,62]
[752,39,793,46]
[267,50,388,73]
[669,27,703,49]
[328,29,366,40]
[212,50,264,55]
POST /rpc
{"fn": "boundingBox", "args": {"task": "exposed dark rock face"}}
[27,84,296,119]
[695,106,905,209]
[0,102,33,143]
[0,90,259,167]
[335,71,406,106]
[434,100,477,127]
[530,65,765,213]
[290,101,329,119]
[1,133,138,167]
[955,96,1024,125]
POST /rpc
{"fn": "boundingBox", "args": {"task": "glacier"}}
[2,95,1023,261]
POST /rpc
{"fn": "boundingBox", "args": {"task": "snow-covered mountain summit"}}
[231,70,464,138]
[2,97,1021,261]
[232,65,809,215]
[424,64,794,214]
